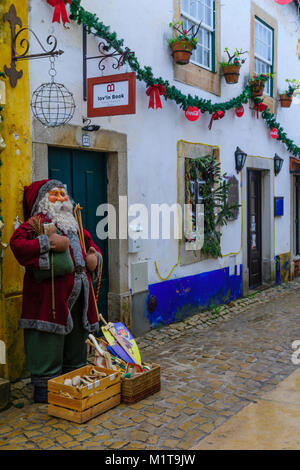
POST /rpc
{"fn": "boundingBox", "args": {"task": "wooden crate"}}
[121,363,161,404]
[48,365,121,423]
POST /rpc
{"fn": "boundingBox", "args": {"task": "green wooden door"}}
[48,147,108,321]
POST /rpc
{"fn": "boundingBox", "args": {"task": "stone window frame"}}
[250,2,278,115]
[173,0,221,96]
[178,140,220,266]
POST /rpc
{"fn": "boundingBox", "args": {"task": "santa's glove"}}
[86,247,98,272]
[48,231,70,253]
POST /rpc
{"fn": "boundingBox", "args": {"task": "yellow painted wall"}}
[0,0,31,381]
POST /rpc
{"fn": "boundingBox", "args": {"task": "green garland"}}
[69,0,300,157]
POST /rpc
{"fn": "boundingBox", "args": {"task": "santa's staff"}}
[74,204,102,322]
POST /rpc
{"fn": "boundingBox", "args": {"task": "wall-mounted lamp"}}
[274,154,284,176]
[235,147,247,173]
[82,118,100,132]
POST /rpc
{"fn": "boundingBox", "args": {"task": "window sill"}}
[174,61,221,96]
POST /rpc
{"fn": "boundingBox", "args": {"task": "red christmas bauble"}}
[271,128,279,139]
[185,106,200,122]
[235,106,244,117]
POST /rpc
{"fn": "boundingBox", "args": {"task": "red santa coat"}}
[10,179,102,335]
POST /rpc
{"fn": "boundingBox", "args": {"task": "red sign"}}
[87,72,136,117]
[185,106,200,121]
[271,128,279,139]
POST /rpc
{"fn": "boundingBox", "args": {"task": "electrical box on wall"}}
[131,261,148,294]
[128,224,143,253]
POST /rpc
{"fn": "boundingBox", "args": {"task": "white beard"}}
[37,194,79,234]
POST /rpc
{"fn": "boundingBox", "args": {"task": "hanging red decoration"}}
[146,84,166,109]
[47,0,72,25]
[270,128,279,139]
[185,106,200,121]
[253,102,268,119]
[235,106,244,118]
[208,110,224,130]
[274,0,292,4]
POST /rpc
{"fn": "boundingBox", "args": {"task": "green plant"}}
[185,155,240,258]
[220,48,247,68]
[283,79,300,96]
[249,72,274,84]
[168,21,199,50]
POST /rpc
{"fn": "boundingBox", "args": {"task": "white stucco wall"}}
[28,0,300,287]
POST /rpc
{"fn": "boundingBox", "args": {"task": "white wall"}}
[28,0,300,286]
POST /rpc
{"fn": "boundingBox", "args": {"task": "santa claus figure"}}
[10,179,102,403]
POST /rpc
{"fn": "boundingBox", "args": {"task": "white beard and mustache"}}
[37,193,79,234]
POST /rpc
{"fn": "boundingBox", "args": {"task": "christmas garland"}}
[69,0,300,158]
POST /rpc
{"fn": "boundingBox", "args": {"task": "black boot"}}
[33,385,48,403]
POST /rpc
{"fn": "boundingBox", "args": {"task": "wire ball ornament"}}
[30,57,76,127]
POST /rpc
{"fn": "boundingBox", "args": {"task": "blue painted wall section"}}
[147,265,243,328]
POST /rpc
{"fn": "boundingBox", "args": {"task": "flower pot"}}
[171,40,194,65]
[280,93,293,108]
[222,65,241,84]
[250,80,265,97]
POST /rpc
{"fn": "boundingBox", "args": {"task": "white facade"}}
[28,0,300,332]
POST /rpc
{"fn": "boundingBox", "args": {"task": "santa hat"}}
[23,179,66,221]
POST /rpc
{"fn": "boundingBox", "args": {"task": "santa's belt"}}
[74,266,87,274]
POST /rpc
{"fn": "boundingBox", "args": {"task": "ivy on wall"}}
[69,0,300,159]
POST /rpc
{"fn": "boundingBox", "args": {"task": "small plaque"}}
[82,134,90,147]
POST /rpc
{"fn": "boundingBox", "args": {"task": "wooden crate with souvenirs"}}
[121,362,161,404]
[47,365,121,424]
[87,320,161,404]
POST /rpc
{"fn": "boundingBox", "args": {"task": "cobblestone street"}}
[1,280,300,450]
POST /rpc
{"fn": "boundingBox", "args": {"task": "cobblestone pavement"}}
[1,280,300,450]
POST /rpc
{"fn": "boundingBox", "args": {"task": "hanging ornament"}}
[235,106,244,118]
[271,128,279,139]
[47,0,72,25]
[146,84,166,109]
[208,110,224,130]
[253,102,268,119]
[30,57,75,127]
[185,106,200,121]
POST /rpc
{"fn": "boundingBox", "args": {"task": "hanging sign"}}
[271,127,279,139]
[87,72,136,117]
[185,106,200,121]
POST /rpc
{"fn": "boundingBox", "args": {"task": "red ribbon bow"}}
[146,84,166,109]
[208,110,224,130]
[47,0,72,24]
[253,102,268,119]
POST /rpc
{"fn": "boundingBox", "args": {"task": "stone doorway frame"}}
[31,120,132,328]
[241,155,275,296]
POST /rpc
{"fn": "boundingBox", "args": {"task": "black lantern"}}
[274,154,284,176]
[235,147,247,173]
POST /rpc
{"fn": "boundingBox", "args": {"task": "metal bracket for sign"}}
[3,4,64,88]
[83,24,133,101]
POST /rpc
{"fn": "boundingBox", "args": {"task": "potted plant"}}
[220,48,247,84]
[279,79,300,108]
[168,21,200,65]
[249,73,274,97]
